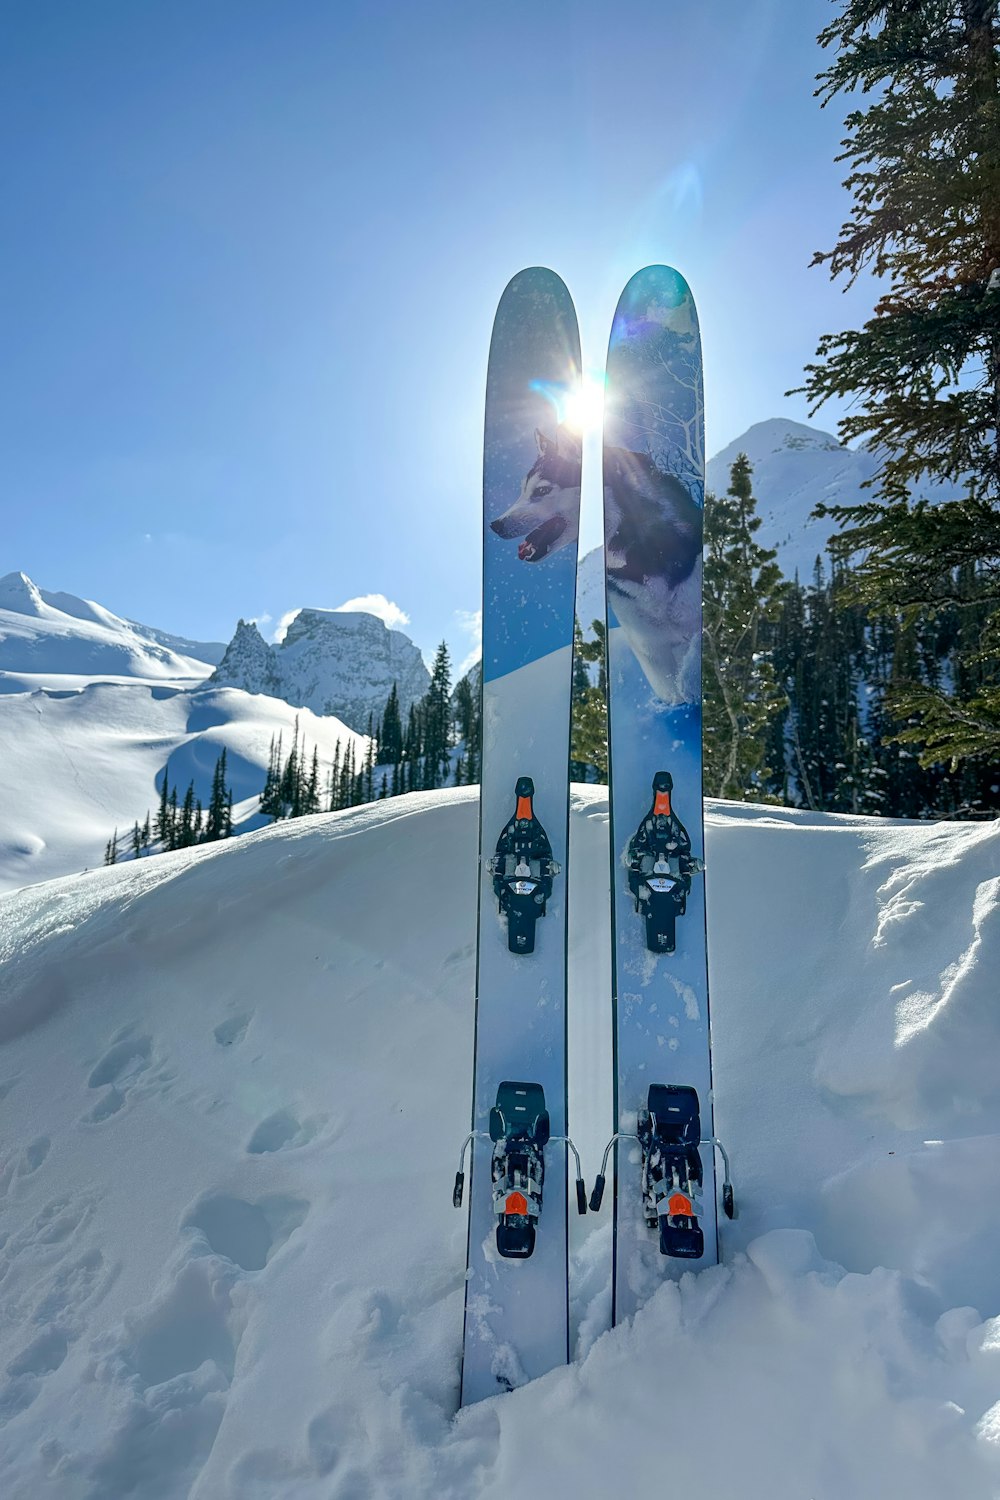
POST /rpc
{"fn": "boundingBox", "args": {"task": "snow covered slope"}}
[0,683,365,894]
[1,789,998,1498]
[706,418,963,580]
[0,573,215,688]
[211,609,431,732]
[706,418,868,577]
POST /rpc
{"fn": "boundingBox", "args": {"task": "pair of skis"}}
[454,266,731,1407]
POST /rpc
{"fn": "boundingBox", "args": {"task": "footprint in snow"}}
[246,1109,319,1155]
[16,1137,50,1178]
[183,1191,309,1272]
[213,1013,251,1047]
[87,1034,152,1090]
[83,1034,159,1124]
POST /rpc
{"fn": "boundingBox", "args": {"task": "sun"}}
[561,371,606,436]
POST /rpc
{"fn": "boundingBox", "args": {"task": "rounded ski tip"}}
[495,265,575,315]
[608,265,700,353]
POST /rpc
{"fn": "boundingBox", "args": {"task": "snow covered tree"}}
[703,455,787,799]
[800,0,1000,765]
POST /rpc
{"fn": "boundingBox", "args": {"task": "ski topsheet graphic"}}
[456,268,583,1405]
[597,265,729,1323]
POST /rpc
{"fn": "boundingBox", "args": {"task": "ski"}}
[595,265,733,1323]
[455,267,585,1404]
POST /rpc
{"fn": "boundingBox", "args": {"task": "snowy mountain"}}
[705,417,964,580]
[210,609,431,733]
[705,418,873,578]
[1,788,998,1497]
[0,572,216,689]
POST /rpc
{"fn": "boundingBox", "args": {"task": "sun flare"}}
[561,371,606,436]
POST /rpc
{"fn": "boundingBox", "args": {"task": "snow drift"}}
[0,789,998,1498]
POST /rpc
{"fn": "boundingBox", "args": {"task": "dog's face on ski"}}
[490,426,581,563]
[604,446,703,708]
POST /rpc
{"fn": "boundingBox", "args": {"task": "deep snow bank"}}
[0,789,998,1498]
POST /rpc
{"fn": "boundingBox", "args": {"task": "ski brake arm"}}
[704,1136,735,1218]
[453,1131,487,1208]
[588,1132,636,1212]
[556,1135,588,1215]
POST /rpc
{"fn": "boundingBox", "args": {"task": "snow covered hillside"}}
[1,789,998,1498]
[706,417,963,579]
[0,573,219,688]
[0,683,365,894]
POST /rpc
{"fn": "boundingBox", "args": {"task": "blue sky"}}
[1,0,876,668]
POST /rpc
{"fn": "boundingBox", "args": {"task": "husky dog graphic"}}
[492,423,702,707]
[604,445,702,707]
[490,425,581,563]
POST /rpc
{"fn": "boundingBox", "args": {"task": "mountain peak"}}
[212,609,430,731]
[716,418,844,465]
[0,571,45,616]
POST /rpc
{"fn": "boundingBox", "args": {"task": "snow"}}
[0,573,215,683]
[1,787,999,1497]
[0,680,367,894]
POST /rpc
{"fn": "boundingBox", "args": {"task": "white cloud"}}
[272,609,301,644]
[335,594,410,631]
[455,608,482,679]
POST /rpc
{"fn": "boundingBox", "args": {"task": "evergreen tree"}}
[131,821,142,860]
[279,719,301,819]
[104,829,119,865]
[305,748,321,816]
[453,666,481,784]
[260,733,283,818]
[570,619,609,781]
[168,787,178,850]
[364,732,375,804]
[329,740,341,811]
[379,684,403,766]
[703,454,787,799]
[798,0,1000,764]
[141,812,151,854]
[422,641,453,789]
[155,762,171,844]
[206,749,229,841]
[180,781,196,848]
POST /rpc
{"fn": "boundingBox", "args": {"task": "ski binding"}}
[589,1084,734,1255]
[487,777,559,954]
[627,771,703,954]
[453,1081,587,1258]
